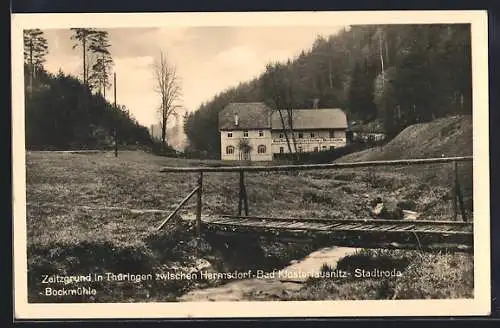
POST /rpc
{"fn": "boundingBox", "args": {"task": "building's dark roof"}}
[218,102,271,130]
[270,108,348,130]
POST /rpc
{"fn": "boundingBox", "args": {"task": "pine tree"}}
[23,29,48,93]
[88,30,114,96]
[70,28,98,87]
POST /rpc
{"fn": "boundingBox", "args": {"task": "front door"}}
[241,149,250,161]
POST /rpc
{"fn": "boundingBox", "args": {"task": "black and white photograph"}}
[12,11,490,319]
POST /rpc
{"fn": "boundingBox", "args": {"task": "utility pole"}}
[114,72,118,157]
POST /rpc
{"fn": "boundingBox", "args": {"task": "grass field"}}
[25,143,474,302]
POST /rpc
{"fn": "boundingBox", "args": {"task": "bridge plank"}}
[203,225,473,253]
[199,214,473,256]
[218,214,473,226]
[203,221,472,235]
[204,216,473,233]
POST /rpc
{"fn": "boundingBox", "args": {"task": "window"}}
[329,130,334,138]
[259,130,264,137]
[313,147,319,152]
[243,130,248,137]
[322,146,327,151]
[310,132,315,138]
[330,146,335,150]
[279,147,284,154]
[226,145,235,155]
[298,132,304,139]
[227,132,232,138]
[257,145,266,154]
[298,146,303,153]
[279,133,284,139]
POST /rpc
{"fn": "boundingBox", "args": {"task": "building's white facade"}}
[270,130,347,154]
[220,129,273,161]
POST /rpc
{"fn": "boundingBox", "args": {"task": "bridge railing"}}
[157,156,473,233]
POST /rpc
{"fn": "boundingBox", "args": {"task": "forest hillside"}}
[184,24,471,157]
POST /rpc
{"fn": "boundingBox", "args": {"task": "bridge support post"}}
[452,164,458,221]
[454,161,467,222]
[238,170,249,216]
[196,171,203,235]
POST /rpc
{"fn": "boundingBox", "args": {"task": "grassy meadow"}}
[25,147,474,302]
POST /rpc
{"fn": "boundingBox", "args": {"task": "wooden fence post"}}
[196,171,203,235]
[454,161,467,222]
[238,170,249,216]
[453,161,458,221]
[238,171,243,216]
[243,175,249,216]
[114,72,118,158]
[114,128,118,157]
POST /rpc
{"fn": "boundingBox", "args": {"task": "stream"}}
[179,246,360,302]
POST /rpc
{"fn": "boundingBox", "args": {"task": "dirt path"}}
[179,246,360,302]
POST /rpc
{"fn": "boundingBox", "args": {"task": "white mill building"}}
[218,102,349,161]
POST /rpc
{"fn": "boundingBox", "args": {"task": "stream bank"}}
[179,246,360,301]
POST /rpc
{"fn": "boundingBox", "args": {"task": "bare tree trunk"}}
[286,76,299,159]
[379,28,385,89]
[83,37,86,86]
[277,110,293,154]
[161,121,167,151]
[162,96,167,152]
[153,51,182,153]
[103,62,107,99]
[288,109,301,163]
[29,40,33,94]
[279,113,293,155]
[287,108,298,154]
[269,68,293,155]
[384,32,390,66]
[328,59,333,89]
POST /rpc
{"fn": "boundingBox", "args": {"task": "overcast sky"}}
[42,26,344,127]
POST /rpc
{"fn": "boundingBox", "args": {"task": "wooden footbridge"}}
[157,156,474,253]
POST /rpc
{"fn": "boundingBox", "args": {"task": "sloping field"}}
[24,113,475,303]
[336,115,473,215]
[339,115,472,162]
[274,115,474,301]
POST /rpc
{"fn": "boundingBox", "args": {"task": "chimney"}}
[234,114,239,126]
[313,98,320,109]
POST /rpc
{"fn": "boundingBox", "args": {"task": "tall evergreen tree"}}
[23,29,48,93]
[88,30,114,96]
[70,28,98,87]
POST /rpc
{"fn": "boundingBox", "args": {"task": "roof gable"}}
[270,108,348,130]
[218,102,271,130]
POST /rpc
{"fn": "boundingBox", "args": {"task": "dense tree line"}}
[25,68,151,150]
[184,24,471,156]
[24,29,152,150]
